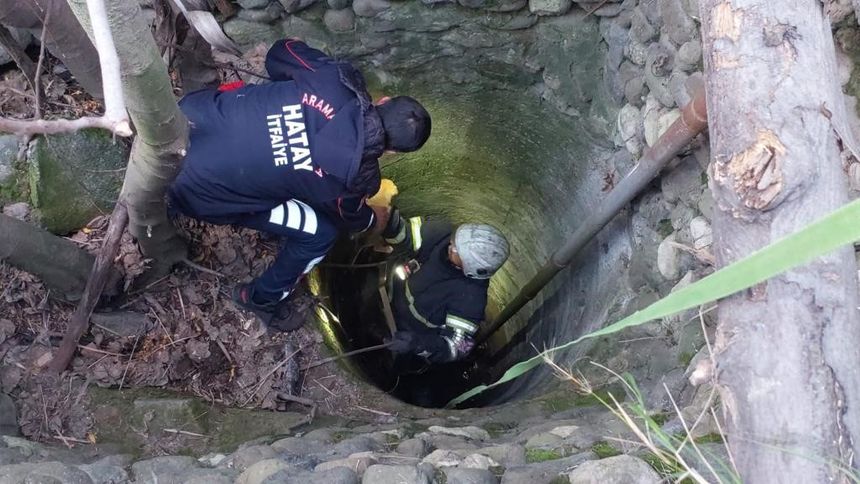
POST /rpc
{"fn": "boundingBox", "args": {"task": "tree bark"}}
[48,202,127,373]
[68,0,189,275]
[0,0,103,98]
[0,214,98,301]
[700,0,860,481]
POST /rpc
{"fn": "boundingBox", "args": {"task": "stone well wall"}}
[14,0,860,482]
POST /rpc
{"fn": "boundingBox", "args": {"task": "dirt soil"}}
[0,41,393,450]
[0,216,372,447]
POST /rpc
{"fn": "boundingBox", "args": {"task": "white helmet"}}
[454,224,510,279]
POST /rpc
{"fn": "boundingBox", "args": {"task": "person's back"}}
[171,39,379,222]
[168,39,432,328]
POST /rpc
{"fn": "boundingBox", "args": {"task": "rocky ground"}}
[0,215,372,449]
[0,397,733,484]
[0,34,374,450]
[0,0,760,481]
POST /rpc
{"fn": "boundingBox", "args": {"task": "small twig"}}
[39,385,49,434]
[302,342,392,371]
[314,379,336,397]
[53,434,91,445]
[87,354,110,369]
[215,339,233,364]
[242,347,303,406]
[34,10,50,119]
[125,274,172,300]
[182,258,225,278]
[711,406,739,477]
[176,288,187,321]
[92,322,122,337]
[152,309,174,344]
[153,335,195,353]
[163,428,207,438]
[666,382,721,482]
[77,345,123,357]
[277,393,316,407]
[118,334,140,391]
[356,405,393,417]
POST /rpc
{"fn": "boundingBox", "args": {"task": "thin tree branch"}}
[34,9,50,119]
[0,115,119,137]
[84,0,128,134]
[302,342,393,371]
[48,201,129,373]
[0,0,131,137]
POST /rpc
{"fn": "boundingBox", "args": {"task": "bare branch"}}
[0,115,120,137]
[48,201,129,373]
[34,10,49,119]
[83,0,128,133]
[0,0,131,137]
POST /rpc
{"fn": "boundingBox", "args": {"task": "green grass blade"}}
[447,198,860,408]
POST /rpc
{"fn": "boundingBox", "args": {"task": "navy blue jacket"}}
[390,219,489,362]
[169,40,383,232]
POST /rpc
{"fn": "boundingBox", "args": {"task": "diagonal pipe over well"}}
[476,78,709,348]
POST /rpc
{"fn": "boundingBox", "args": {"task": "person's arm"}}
[265,38,334,81]
[382,209,420,256]
[320,196,388,235]
[388,313,480,363]
[384,216,453,260]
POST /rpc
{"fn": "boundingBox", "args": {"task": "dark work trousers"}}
[176,198,339,304]
[239,199,338,303]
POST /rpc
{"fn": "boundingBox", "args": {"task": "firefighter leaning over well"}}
[379,209,510,363]
[167,39,431,330]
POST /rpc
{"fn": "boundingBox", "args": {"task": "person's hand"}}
[370,204,391,236]
[372,240,394,254]
[386,331,416,354]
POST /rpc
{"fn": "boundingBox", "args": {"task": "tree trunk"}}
[68,0,188,275]
[700,0,860,481]
[0,214,102,301]
[0,0,103,98]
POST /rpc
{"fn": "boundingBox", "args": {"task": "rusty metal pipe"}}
[475,82,708,347]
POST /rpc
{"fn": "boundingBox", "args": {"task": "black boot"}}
[268,288,316,333]
[231,283,276,326]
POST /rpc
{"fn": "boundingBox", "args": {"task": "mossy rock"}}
[28,130,128,234]
[223,18,282,49]
[836,20,860,118]
[0,135,27,205]
[483,421,519,438]
[525,447,564,463]
[539,384,627,413]
[89,387,311,455]
[591,441,621,459]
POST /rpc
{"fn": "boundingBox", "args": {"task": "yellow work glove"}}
[368,179,398,207]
